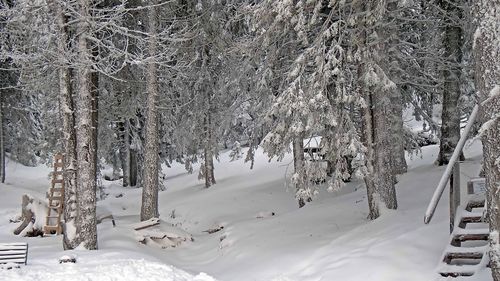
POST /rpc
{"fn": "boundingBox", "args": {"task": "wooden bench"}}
[0,243,28,267]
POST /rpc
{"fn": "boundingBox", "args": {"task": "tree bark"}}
[437,0,464,166]
[473,1,500,280]
[75,0,98,250]
[140,0,160,221]
[372,66,398,210]
[391,88,407,174]
[293,135,309,208]
[360,64,380,220]
[203,110,216,188]
[118,120,130,187]
[0,90,5,183]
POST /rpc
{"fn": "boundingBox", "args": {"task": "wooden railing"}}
[424,104,479,227]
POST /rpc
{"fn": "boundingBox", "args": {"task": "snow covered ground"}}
[0,141,492,281]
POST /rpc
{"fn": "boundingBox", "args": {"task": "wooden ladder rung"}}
[453,233,489,243]
[444,252,483,263]
[52,179,64,184]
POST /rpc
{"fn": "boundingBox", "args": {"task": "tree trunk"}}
[372,67,398,210]
[141,0,160,221]
[472,1,500,280]
[356,0,380,220]
[292,135,309,208]
[130,146,138,186]
[360,66,380,220]
[0,91,5,183]
[203,110,216,188]
[118,120,130,187]
[47,0,80,250]
[75,0,98,250]
[391,88,407,174]
[91,54,99,182]
[437,0,463,166]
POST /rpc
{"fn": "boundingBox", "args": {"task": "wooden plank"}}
[466,200,485,211]
[0,255,26,260]
[443,252,483,264]
[0,258,26,264]
[453,233,489,243]
[440,272,474,277]
[132,218,160,231]
[0,243,27,265]
[0,250,27,255]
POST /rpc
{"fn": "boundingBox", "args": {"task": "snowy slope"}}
[0,141,491,281]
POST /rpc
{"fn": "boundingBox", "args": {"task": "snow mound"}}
[0,258,217,281]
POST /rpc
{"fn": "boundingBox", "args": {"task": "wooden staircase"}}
[438,195,490,277]
[43,153,65,235]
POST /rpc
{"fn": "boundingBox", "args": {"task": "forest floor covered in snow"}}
[0,141,492,281]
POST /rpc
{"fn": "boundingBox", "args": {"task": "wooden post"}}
[449,161,461,233]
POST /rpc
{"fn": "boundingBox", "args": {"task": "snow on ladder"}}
[44,153,65,235]
[437,186,489,278]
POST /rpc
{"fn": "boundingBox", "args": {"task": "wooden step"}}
[43,225,61,234]
[443,252,483,263]
[438,263,479,277]
[453,228,489,244]
[465,199,485,211]
[459,211,484,228]
[52,179,64,184]
[453,233,489,244]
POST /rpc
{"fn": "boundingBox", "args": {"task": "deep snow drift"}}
[0,141,491,281]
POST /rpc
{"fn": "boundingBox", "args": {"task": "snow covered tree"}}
[472,0,500,280]
[46,0,79,250]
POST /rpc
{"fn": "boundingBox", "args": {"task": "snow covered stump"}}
[59,254,77,264]
[13,194,47,237]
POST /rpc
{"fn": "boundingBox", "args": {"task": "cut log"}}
[132,218,160,231]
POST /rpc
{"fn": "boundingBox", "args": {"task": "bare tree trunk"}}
[372,69,398,210]
[47,0,80,250]
[129,146,138,186]
[141,0,160,221]
[292,135,309,208]
[360,67,380,220]
[391,89,407,174]
[473,1,500,280]
[118,121,130,187]
[437,0,463,166]
[91,53,99,182]
[75,0,97,250]
[203,111,216,188]
[0,91,5,183]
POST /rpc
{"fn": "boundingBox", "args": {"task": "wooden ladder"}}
[44,153,65,235]
[438,194,489,277]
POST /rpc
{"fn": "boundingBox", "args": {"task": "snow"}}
[0,141,492,281]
